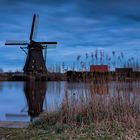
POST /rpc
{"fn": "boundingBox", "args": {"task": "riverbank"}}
[0,120,139,140]
[0,72,66,81]
[0,121,29,128]
[1,71,140,81]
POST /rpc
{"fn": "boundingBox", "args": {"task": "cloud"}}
[124,15,140,22]
[0,0,140,71]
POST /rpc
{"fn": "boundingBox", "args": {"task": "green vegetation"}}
[0,121,140,140]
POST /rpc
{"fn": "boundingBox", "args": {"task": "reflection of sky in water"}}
[0,82,27,122]
[45,82,65,112]
[0,82,65,122]
[0,81,139,122]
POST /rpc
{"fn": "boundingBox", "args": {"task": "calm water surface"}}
[0,81,139,122]
[0,82,65,122]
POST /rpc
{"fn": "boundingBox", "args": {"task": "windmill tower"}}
[5,14,57,74]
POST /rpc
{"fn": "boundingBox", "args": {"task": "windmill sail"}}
[30,14,39,41]
[5,14,57,74]
[38,41,57,44]
[5,40,28,45]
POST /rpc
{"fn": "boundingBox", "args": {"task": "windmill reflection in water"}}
[24,81,47,121]
[5,81,47,122]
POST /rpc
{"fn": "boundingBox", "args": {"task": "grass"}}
[0,121,139,140]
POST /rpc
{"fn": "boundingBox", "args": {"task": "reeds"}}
[36,50,140,129]
[70,50,140,72]
[41,79,140,130]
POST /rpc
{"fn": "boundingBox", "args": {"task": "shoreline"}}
[0,121,29,128]
[0,71,140,81]
[0,120,139,139]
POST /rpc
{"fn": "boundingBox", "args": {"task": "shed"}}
[90,65,108,72]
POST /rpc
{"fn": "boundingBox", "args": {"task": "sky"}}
[0,0,140,71]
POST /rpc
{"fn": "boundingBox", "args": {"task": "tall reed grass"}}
[40,79,140,130]
[34,50,140,130]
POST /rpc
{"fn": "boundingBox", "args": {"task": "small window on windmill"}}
[32,59,35,63]
[32,65,34,69]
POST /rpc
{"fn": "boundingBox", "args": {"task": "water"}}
[0,81,65,122]
[0,81,139,122]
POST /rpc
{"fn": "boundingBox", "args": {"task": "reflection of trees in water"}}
[89,81,109,95]
[115,82,133,93]
[24,81,47,121]
[61,81,140,110]
[58,81,140,123]
[22,81,140,121]
[47,81,64,95]
[63,82,109,110]
[113,81,140,106]
[45,82,65,112]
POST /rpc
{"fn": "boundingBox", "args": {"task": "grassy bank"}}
[0,120,140,140]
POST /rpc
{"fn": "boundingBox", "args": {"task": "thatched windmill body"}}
[5,14,57,74]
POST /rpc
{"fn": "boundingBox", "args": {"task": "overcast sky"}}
[0,0,140,71]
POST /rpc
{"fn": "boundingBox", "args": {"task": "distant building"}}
[90,65,109,72]
[115,68,133,78]
[115,68,133,74]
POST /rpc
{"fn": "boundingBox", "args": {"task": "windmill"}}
[5,14,57,74]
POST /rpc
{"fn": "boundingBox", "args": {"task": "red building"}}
[90,65,109,72]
